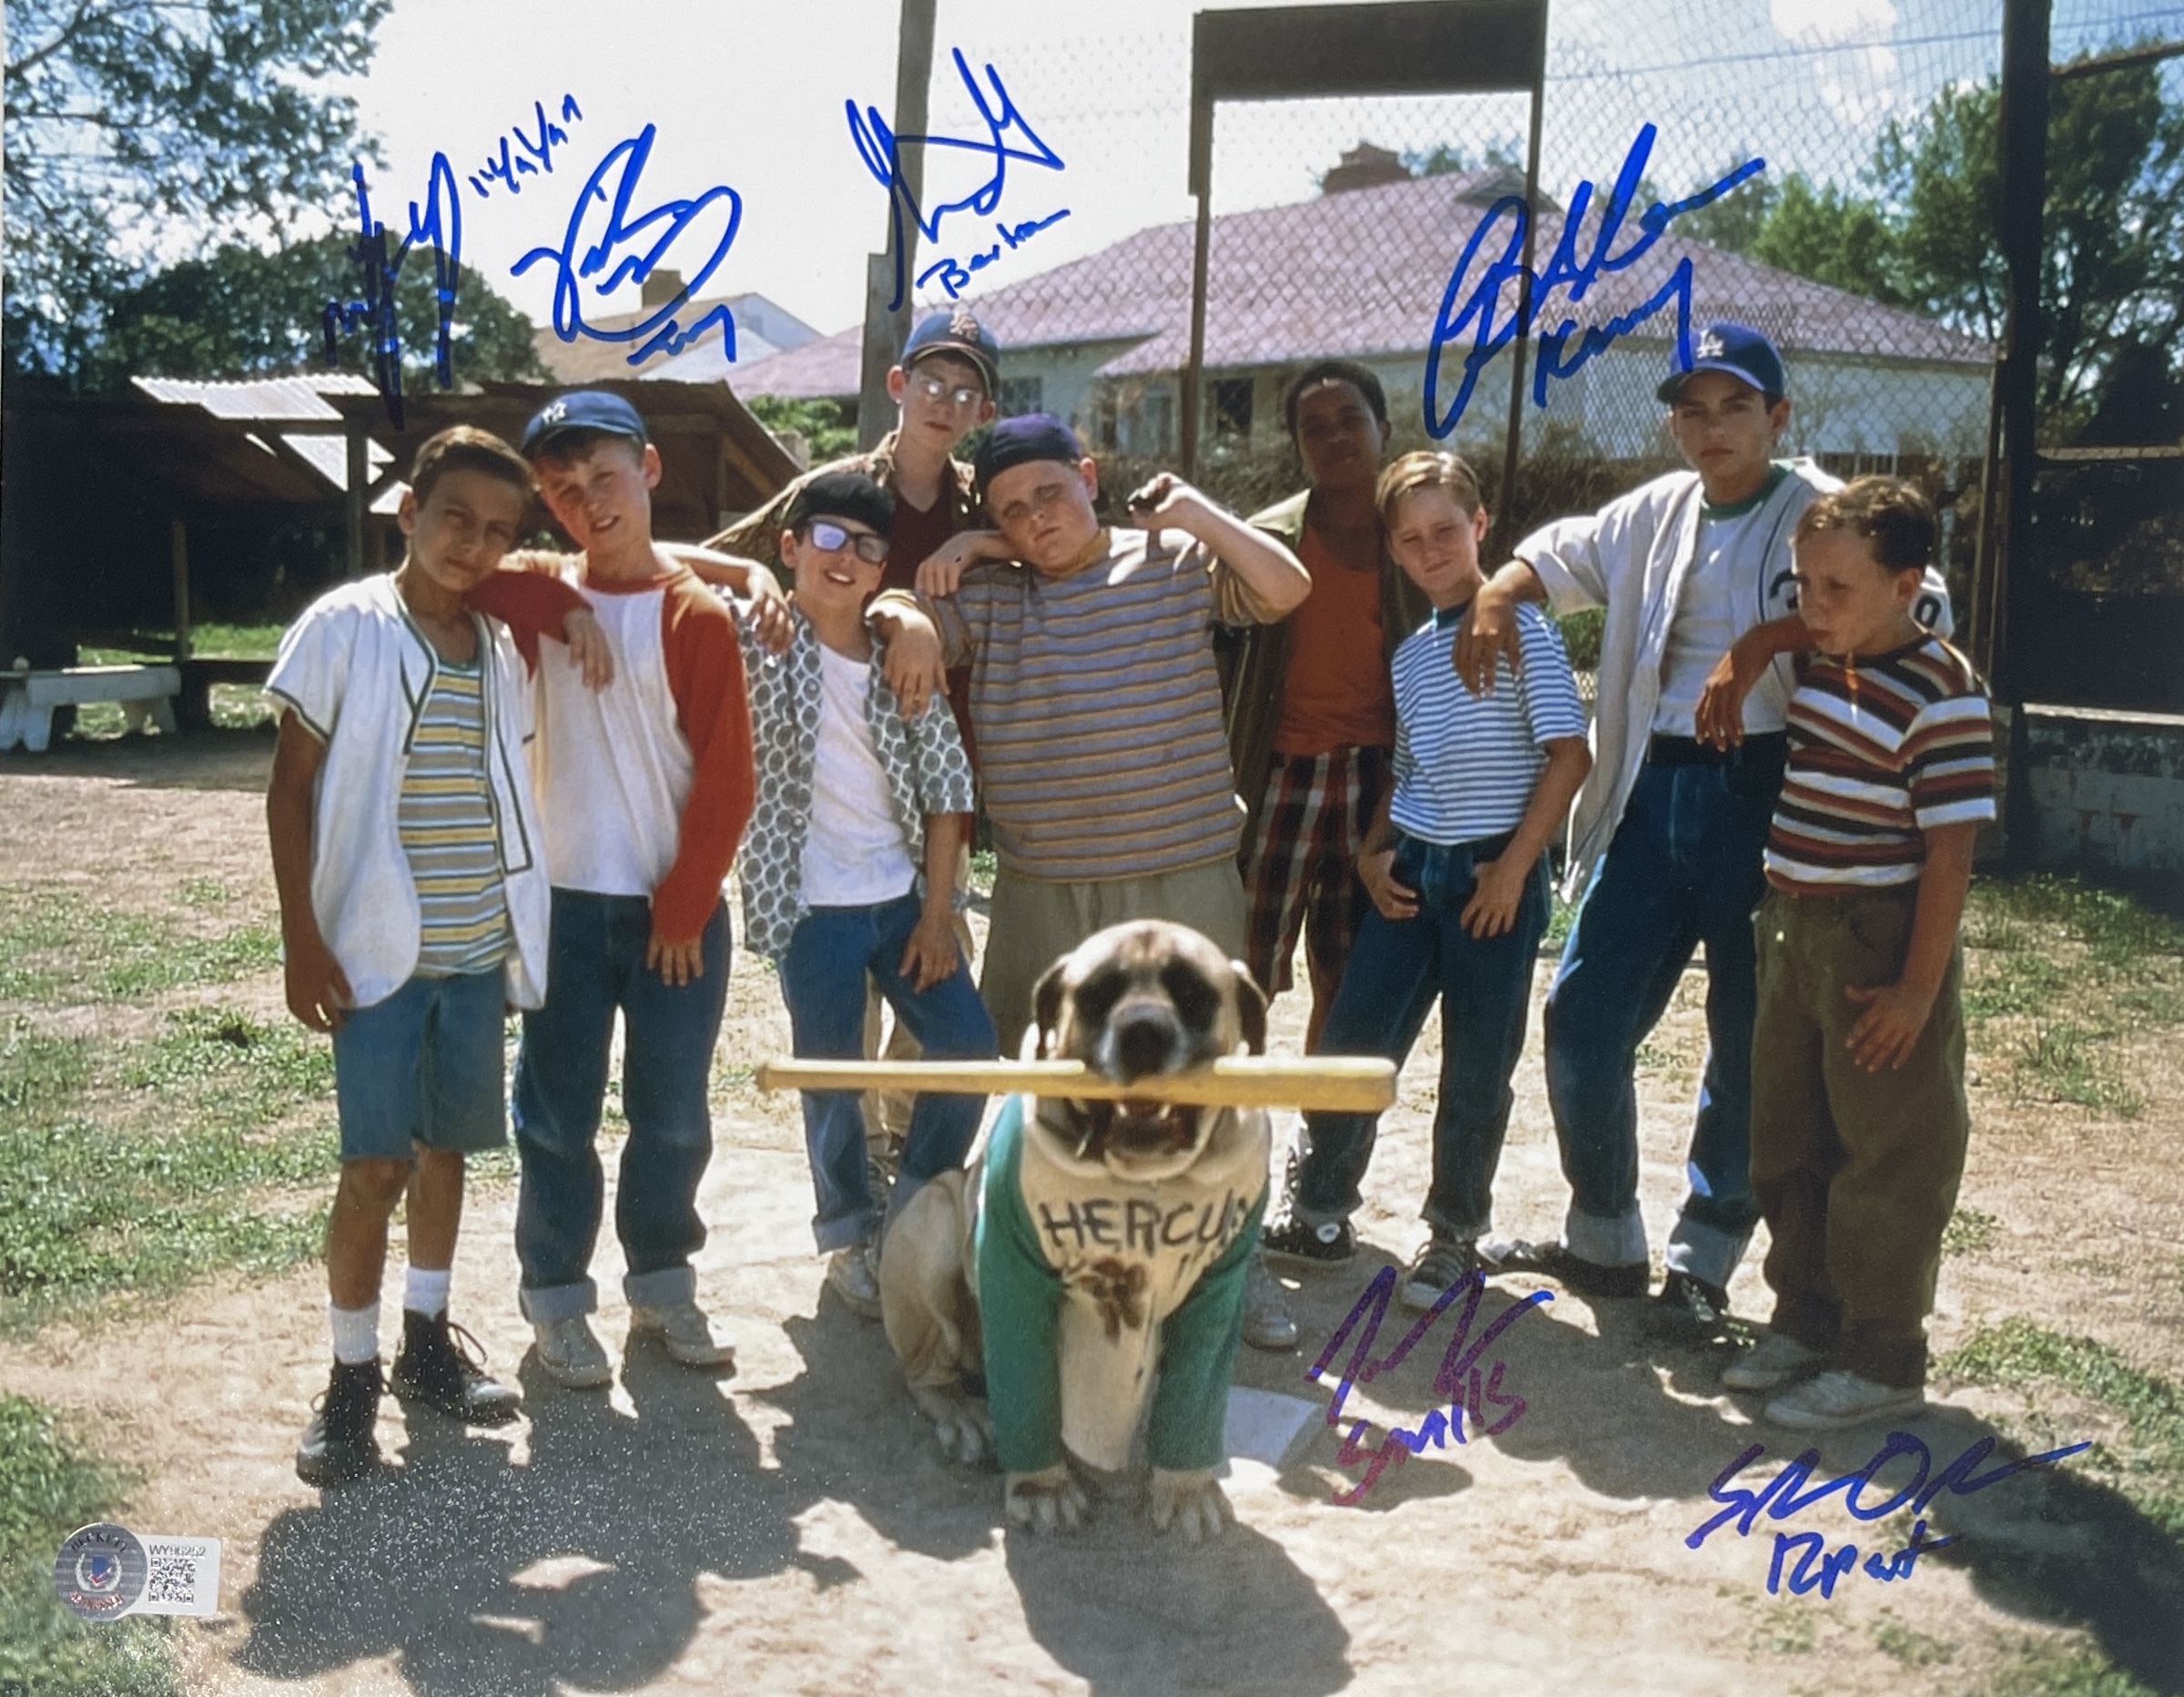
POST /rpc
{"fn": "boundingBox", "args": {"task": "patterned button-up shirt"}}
[733,604,975,960]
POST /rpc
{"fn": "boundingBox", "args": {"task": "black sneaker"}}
[391,1312,523,1426]
[1398,1235,1481,1313]
[296,1359,383,1487]
[1648,1270,1733,1341]
[1478,1237,1648,1299]
[1261,1214,1356,1267]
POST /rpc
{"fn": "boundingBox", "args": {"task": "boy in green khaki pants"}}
[1705,477,1994,1428]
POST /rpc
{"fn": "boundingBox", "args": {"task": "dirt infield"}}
[2,731,2179,1695]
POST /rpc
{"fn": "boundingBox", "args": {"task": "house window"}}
[999,376,1043,417]
[1213,378,1254,439]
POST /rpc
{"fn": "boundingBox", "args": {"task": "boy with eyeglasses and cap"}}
[727,469,995,1317]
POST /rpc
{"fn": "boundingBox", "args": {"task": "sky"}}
[336,0,2183,351]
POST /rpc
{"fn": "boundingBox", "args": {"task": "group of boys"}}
[269,303,1992,1490]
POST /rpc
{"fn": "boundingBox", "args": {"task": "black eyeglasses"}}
[804,518,889,564]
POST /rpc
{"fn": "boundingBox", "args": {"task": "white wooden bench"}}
[0,665,182,752]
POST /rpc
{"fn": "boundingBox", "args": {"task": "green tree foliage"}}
[1673,56,2183,438]
[743,394,858,466]
[3,0,391,386]
[94,232,547,390]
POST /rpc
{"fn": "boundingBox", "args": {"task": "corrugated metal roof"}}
[729,169,1990,401]
[131,372,380,421]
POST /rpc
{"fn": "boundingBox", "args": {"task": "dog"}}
[879,920,1270,1542]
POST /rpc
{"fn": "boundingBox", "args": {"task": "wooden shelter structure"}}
[0,374,797,725]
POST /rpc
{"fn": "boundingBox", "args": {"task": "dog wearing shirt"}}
[879,920,1270,1541]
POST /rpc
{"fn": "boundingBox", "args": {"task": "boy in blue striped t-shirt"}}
[1264,452,1591,1311]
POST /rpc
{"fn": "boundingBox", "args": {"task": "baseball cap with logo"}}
[1656,321,1787,405]
[900,306,1001,395]
[520,391,650,457]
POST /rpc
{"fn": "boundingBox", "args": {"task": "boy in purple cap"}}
[1449,325,1955,1336]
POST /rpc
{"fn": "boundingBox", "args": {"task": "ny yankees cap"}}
[520,391,650,457]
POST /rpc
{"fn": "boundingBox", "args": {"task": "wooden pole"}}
[755,1056,1397,1114]
[857,0,938,452]
[168,518,192,664]
[1496,76,1548,555]
[344,424,369,579]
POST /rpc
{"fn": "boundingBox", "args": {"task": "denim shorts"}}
[330,968,509,1162]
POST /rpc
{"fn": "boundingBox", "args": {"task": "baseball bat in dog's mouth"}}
[753,1057,1397,1114]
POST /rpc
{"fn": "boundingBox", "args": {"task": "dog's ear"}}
[1231,961,1268,1056]
[1030,960,1070,1058]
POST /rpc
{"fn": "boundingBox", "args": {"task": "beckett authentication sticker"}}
[52,1523,221,1620]
[53,1522,147,1620]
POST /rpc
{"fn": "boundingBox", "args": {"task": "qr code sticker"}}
[147,1551,198,1606]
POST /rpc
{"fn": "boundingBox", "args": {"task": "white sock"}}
[403,1265,452,1319]
[329,1301,381,1366]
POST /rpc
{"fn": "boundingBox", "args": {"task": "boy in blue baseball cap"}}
[1447,322,1955,1340]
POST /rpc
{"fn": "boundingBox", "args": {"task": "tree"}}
[3,0,391,386]
[1673,158,1777,255]
[1746,174,1904,306]
[92,233,547,391]
[1877,55,2184,431]
[743,395,857,466]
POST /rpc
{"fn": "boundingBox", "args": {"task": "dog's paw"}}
[1148,1468,1234,1544]
[1005,1465,1089,1535]
[934,1400,993,1466]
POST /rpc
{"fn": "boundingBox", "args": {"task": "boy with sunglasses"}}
[730,471,994,1315]
[713,307,1001,1163]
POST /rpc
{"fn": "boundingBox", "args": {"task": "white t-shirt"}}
[801,645,918,907]
[1653,502,1788,737]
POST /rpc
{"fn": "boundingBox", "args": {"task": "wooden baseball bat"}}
[753,1056,1397,1114]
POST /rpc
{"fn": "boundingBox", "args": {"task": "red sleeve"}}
[652,572,757,943]
[465,564,587,673]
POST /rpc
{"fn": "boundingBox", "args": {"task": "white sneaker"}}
[1722,1331,1823,1393]
[827,1245,883,1319]
[1241,1250,1298,1352]
[1765,1369,1924,1431]
[532,1315,613,1388]
[629,1298,736,1370]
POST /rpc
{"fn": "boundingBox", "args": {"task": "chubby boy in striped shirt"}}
[1710,477,1996,1429]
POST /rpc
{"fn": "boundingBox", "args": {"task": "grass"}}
[1960,874,2184,1117]
[1941,1205,1999,1257]
[1872,1611,1955,1668]
[0,885,279,1004]
[1939,1317,2184,1538]
[1985,1634,2162,1696]
[0,1008,339,1327]
[69,622,283,737]
[0,1395,180,1696]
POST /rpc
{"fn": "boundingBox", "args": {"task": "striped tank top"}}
[398,659,509,976]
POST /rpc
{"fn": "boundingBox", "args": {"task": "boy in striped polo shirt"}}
[1265,452,1590,1311]
[269,426,605,1485]
[1710,478,1995,1429]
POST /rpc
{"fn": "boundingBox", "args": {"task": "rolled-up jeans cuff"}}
[1664,1219,1751,1292]
[814,1208,879,1255]
[623,1265,696,1310]
[1422,1201,1489,1244]
[1563,1204,1647,1268]
[519,1276,599,1326]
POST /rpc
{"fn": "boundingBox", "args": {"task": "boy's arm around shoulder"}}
[464,562,615,687]
[650,583,757,961]
[1130,473,1309,624]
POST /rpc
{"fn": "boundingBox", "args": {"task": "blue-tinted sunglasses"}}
[804,518,889,565]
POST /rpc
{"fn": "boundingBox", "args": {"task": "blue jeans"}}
[512,890,731,1324]
[1542,743,1784,1286]
[330,968,508,1162]
[778,893,997,1252]
[1295,832,1549,1242]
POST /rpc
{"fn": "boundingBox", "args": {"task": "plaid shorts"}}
[1236,746,1393,999]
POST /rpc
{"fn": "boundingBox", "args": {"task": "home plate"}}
[1223,1387,1322,1479]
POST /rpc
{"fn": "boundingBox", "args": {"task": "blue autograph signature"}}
[1307,1265,1552,1505]
[1688,1430,2090,1599]
[848,47,1066,310]
[470,94,584,198]
[323,154,462,429]
[918,208,1072,300]
[513,124,743,367]
[1423,125,1767,438]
